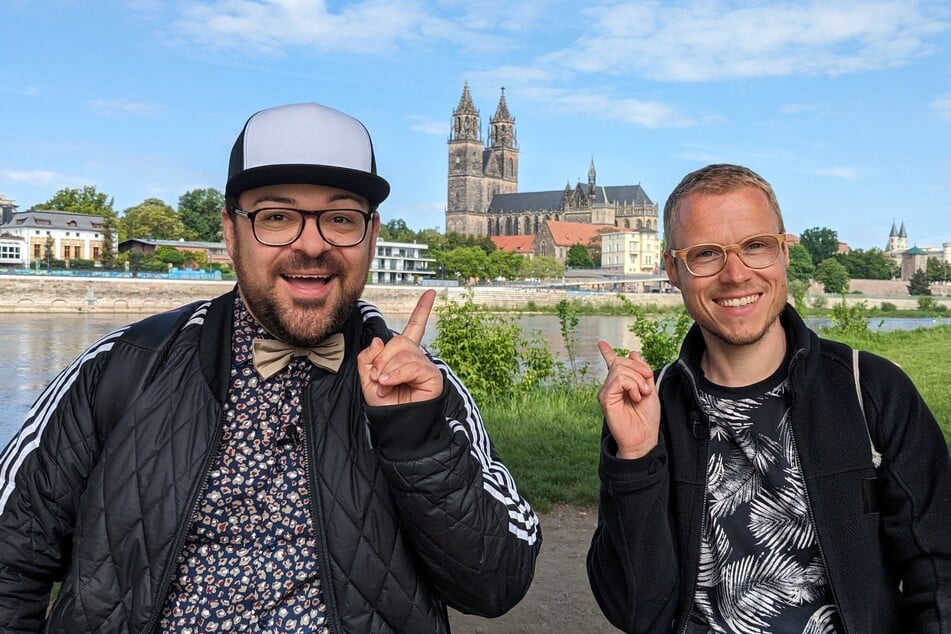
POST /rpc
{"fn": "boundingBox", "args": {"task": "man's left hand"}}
[358,289,444,406]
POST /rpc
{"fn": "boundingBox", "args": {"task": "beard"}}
[233,248,367,347]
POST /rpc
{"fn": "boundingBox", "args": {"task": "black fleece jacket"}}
[587,305,951,633]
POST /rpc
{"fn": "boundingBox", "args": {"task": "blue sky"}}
[1,0,949,251]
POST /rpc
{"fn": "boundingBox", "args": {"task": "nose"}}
[718,247,751,282]
[290,216,332,256]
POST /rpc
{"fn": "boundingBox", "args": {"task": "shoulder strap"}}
[656,362,671,390]
[852,347,883,468]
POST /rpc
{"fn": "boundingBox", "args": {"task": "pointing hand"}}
[358,289,444,406]
[596,341,661,459]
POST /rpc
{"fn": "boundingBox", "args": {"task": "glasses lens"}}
[318,209,369,246]
[738,234,781,269]
[684,244,726,276]
[253,208,304,245]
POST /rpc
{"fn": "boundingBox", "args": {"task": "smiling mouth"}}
[717,294,759,308]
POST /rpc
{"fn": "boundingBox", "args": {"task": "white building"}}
[0,209,116,268]
[370,240,436,285]
[600,229,661,276]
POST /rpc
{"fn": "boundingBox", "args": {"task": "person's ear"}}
[665,253,682,289]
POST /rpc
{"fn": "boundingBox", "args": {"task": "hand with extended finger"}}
[358,289,444,407]
[597,341,662,459]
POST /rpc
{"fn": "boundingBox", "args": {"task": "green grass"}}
[825,325,951,447]
[481,385,604,512]
[483,326,951,512]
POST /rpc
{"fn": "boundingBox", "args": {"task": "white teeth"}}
[287,274,328,279]
[718,295,757,307]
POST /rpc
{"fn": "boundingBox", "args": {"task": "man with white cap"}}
[0,102,541,632]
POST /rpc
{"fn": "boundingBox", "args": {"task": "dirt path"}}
[448,505,618,633]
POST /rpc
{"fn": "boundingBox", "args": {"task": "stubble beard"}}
[696,281,787,348]
[233,250,367,347]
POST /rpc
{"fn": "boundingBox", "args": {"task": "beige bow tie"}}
[251,333,345,380]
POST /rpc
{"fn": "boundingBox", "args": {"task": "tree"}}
[566,243,592,267]
[517,256,564,280]
[786,244,815,283]
[33,185,115,216]
[100,214,118,268]
[379,218,417,243]
[835,248,894,280]
[799,227,839,266]
[815,257,850,294]
[178,188,224,242]
[437,246,490,282]
[120,198,185,241]
[487,250,521,280]
[154,245,186,268]
[907,269,932,296]
[926,257,951,283]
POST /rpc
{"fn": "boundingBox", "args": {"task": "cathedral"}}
[445,83,659,238]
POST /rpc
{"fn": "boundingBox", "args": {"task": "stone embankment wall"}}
[1,275,946,315]
[0,276,682,314]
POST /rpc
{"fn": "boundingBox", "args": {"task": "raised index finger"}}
[401,289,436,345]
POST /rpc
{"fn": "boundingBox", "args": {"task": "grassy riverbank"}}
[483,325,951,512]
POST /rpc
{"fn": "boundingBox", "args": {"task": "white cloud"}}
[408,115,445,136]
[933,95,951,119]
[169,0,512,56]
[1,169,88,186]
[548,1,949,81]
[807,166,860,180]
[89,99,162,115]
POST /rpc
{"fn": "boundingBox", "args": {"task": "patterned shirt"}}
[159,298,329,633]
[690,369,843,634]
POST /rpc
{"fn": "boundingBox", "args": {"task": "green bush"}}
[825,296,876,338]
[616,295,692,367]
[432,289,554,400]
[880,301,897,312]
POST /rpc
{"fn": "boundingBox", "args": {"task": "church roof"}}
[487,184,653,214]
[491,234,534,253]
[905,246,927,255]
[544,220,607,247]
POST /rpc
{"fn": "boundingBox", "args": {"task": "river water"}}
[2,311,948,448]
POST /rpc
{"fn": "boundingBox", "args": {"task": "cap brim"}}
[226,164,390,207]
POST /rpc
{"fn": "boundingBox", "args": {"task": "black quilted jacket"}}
[0,290,541,632]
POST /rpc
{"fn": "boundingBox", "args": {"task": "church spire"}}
[493,87,511,121]
[451,81,480,141]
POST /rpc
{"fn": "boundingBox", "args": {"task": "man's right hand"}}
[596,341,662,460]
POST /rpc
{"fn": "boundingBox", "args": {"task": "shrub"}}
[432,289,554,400]
[825,296,876,338]
[616,295,693,367]
[879,301,897,312]
[918,295,938,312]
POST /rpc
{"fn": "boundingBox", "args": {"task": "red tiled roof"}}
[545,221,608,246]
[491,234,535,253]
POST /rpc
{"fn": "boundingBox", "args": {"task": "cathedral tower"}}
[446,83,518,235]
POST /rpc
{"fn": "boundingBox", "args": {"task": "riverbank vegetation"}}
[438,294,951,511]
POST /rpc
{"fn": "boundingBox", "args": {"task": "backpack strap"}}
[852,347,883,468]
[655,363,671,390]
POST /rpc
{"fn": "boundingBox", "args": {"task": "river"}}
[2,311,948,448]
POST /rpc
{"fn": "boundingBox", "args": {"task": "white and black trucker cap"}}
[226,102,390,207]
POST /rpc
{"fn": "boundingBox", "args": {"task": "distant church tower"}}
[446,83,518,235]
[886,220,908,253]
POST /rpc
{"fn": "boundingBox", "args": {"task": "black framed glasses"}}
[667,233,786,277]
[229,206,374,247]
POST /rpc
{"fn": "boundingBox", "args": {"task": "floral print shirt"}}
[159,298,329,633]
